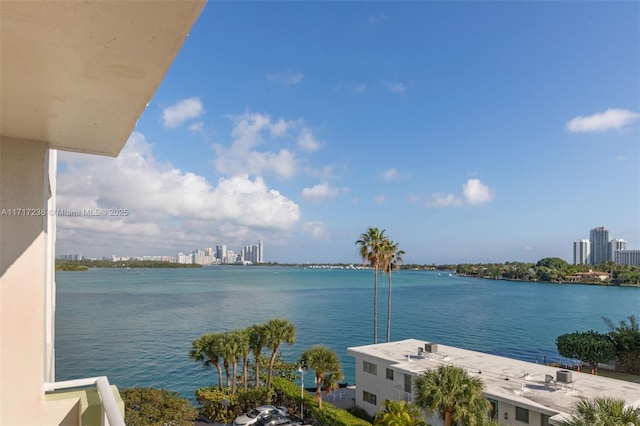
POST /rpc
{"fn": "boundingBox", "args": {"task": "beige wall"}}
[0,137,75,424]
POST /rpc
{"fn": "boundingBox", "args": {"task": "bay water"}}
[55,266,640,400]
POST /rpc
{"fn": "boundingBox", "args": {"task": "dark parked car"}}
[256,413,299,426]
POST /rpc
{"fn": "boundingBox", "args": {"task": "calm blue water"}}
[55,267,640,400]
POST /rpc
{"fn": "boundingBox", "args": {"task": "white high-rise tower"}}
[573,239,590,265]
[258,240,264,263]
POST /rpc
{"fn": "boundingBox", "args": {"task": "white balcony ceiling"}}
[1,0,205,156]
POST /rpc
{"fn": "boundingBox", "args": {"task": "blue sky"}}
[57,1,639,264]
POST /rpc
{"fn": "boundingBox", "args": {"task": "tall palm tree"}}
[236,328,251,390]
[248,323,267,387]
[414,365,490,426]
[356,227,387,344]
[560,397,640,426]
[381,238,404,343]
[299,345,344,410]
[189,333,224,390]
[374,399,427,426]
[219,331,241,394]
[264,318,297,389]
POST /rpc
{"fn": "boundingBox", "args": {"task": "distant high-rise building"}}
[258,240,264,263]
[615,250,640,266]
[609,239,626,261]
[573,239,590,265]
[589,226,609,265]
[216,245,227,263]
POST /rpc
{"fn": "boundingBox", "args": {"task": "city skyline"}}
[54,2,639,264]
[572,225,638,266]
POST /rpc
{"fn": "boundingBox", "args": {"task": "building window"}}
[363,360,377,375]
[386,368,394,380]
[488,399,498,420]
[363,390,377,406]
[515,407,529,423]
[541,414,550,426]
[403,373,412,393]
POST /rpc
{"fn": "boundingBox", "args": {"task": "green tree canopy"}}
[414,365,490,426]
[603,315,640,374]
[374,399,427,426]
[560,397,640,426]
[556,330,615,374]
[536,257,569,270]
[264,318,297,389]
[189,333,224,389]
[299,345,344,410]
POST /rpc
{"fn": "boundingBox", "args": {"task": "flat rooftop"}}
[348,339,640,416]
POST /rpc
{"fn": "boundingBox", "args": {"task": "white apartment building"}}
[348,339,640,426]
[572,239,590,265]
[615,249,640,266]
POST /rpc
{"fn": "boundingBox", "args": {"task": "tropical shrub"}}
[272,377,372,426]
[121,387,197,426]
[194,386,273,424]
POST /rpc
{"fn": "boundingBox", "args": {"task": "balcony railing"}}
[44,376,125,426]
[390,385,413,402]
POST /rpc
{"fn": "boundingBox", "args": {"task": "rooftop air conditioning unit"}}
[418,347,424,356]
[425,343,439,353]
[556,370,572,383]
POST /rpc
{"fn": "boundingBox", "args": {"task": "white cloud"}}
[427,193,463,208]
[300,221,328,239]
[267,70,304,86]
[374,195,386,204]
[566,108,639,133]
[214,111,326,179]
[214,112,298,178]
[383,81,407,95]
[380,168,399,180]
[189,121,204,133]
[462,178,495,205]
[56,132,301,255]
[426,179,494,208]
[301,182,347,201]
[162,97,205,128]
[368,14,387,24]
[298,129,322,153]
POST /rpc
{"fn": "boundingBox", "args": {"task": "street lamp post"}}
[297,366,305,421]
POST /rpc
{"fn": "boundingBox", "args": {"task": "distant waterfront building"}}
[58,253,84,261]
[609,239,626,261]
[258,239,264,263]
[572,239,590,265]
[589,226,609,265]
[615,250,640,266]
[216,245,227,263]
